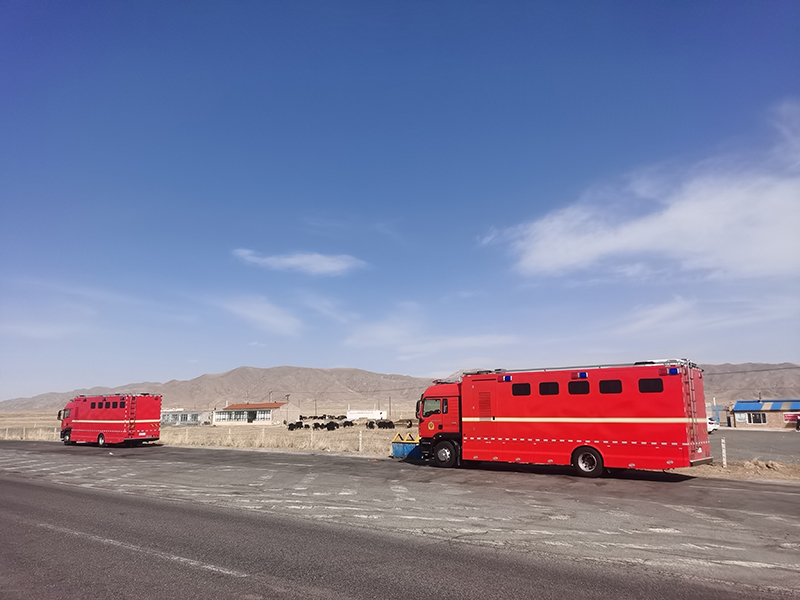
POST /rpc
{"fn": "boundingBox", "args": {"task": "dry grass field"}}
[0,411,412,456]
[0,411,61,442]
[159,425,407,455]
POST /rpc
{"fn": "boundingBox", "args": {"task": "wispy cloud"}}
[0,321,85,340]
[233,249,366,276]
[218,296,302,336]
[344,304,517,361]
[300,293,358,324]
[612,294,800,339]
[396,335,517,361]
[344,305,420,349]
[494,102,800,280]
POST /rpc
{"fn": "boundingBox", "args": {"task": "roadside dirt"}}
[675,459,800,481]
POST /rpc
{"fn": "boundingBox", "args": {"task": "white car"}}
[707,417,720,433]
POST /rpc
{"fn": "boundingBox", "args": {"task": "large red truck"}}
[416,359,712,476]
[58,394,161,446]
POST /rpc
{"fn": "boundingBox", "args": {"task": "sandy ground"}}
[673,459,800,481]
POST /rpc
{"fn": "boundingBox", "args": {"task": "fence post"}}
[227,428,232,446]
[22,427,26,440]
[721,437,727,468]
[359,430,363,453]
[54,427,58,441]
[185,427,189,444]
[261,427,265,447]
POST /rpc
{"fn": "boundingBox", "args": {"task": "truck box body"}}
[58,394,161,446]
[417,360,711,475]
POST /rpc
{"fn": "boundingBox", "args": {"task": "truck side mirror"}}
[57,410,62,420]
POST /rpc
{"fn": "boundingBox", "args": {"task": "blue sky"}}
[2,1,799,400]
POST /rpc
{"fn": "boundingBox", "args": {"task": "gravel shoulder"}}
[674,459,800,481]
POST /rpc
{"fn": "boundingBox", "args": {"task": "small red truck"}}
[58,394,161,446]
[416,359,712,476]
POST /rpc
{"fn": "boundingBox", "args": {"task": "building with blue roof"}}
[731,399,800,429]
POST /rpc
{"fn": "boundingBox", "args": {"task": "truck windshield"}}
[422,399,441,418]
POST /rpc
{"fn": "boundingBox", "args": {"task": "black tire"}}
[98,434,106,447]
[573,447,603,477]
[63,430,71,445]
[433,440,458,468]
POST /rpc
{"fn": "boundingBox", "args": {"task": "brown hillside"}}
[1,362,797,417]
[699,362,800,405]
[0,366,432,419]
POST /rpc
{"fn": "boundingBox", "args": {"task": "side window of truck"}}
[512,383,531,396]
[120,401,126,408]
[90,402,95,408]
[422,399,441,417]
[568,381,590,395]
[105,402,111,408]
[599,380,622,394]
[112,401,118,408]
[638,378,664,393]
[539,382,559,395]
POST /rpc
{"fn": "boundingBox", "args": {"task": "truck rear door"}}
[683,366,712,464]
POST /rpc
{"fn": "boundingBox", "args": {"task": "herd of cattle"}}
[286,414,414,431]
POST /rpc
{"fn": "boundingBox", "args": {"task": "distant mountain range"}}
[1,362,798,418]
[0,366,432,420]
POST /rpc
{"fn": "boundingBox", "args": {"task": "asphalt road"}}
[1,440,799,599]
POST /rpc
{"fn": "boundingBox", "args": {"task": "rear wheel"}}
[573,447,603,478]
[433,440,458,468]
[97,434,106,447]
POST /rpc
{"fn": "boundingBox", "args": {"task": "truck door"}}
[465,377,496,440]
[59,408,73,431]
[58,407,75,443]
[420,397,447,436]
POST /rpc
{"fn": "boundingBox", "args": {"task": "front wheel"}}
[97,434,106,447]
[433,440,458,468]
[573,447,604,478]
[62,430,71,445]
